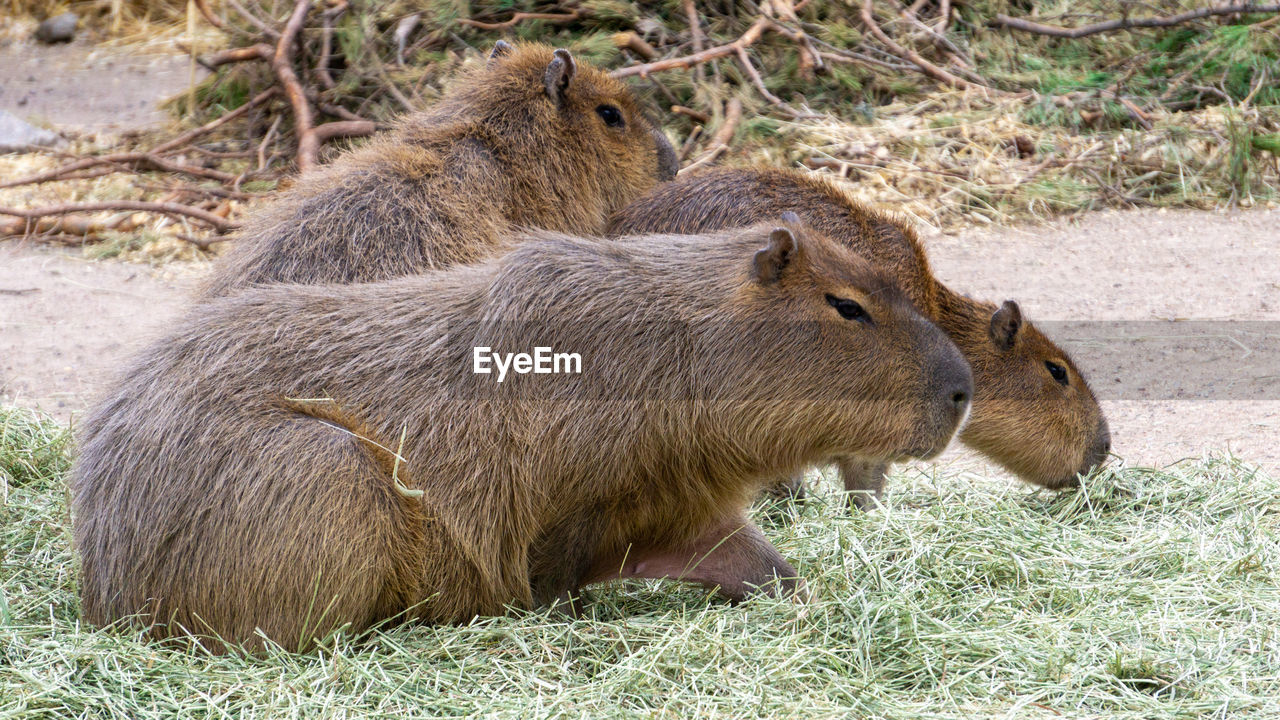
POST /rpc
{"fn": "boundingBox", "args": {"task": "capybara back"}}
[200,42,678,298]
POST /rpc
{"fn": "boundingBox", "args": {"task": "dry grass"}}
[3,405,1280,718]
[782,96,1280,231]
[1,1,1277,253]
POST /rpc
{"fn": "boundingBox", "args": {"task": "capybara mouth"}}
[899,435,956,462]
[1042,460,1110,492]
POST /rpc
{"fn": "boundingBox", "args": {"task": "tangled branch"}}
[994,4,1280,39]
[0,202,240,234]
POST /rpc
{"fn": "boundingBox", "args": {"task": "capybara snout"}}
[651,125,678,181]
[1046,417,1112,489]
[912,318,974,459]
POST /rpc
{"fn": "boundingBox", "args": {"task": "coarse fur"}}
[200,42,678,298]
[608,167,1110,501]
[73,221,971,652]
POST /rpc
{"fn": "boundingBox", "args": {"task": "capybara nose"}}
[1088,418,1112,467]
[1076,418,1112,479]
[653,127,679,181]
[941,362,974,423]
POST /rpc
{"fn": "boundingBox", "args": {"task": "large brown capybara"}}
[199,41,678,298]
[608,167,1110,507]
[73,217,972,652]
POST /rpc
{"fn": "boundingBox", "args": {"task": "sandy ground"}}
[2,208,1277,474]
[0,39,199,133]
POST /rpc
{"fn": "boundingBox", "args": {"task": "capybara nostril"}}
[939,356,974,422]
[1085,418,1112,470]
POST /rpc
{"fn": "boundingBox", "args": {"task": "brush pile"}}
[1,0,1278,249]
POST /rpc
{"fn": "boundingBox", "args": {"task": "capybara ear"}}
[989,300,1023,351]
[753,226,799,284]
[544,49,576,105]
[489,40,513,63]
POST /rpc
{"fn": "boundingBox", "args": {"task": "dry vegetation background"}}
[3,4,1280,717]
[1,0,1278,261]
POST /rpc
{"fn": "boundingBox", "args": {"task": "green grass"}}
[3,404,1279,718]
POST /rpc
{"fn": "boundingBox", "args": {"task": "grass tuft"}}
[2,407,1278,717]
[0,406,69,490]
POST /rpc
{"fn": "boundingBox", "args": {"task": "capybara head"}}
[952,299,1111,489]
[703,213,973,463]
[607,166,1108,490]
[458,42,678,219]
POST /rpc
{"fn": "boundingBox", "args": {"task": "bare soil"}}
[0,39,199,134]
[2,207,1277,476]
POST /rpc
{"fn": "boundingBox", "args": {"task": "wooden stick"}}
[671,105,710,123]
[682,0,706,84]
[151,87,278,154]
[613,31,658,60]
[192,0,226,30]
[994,4,1280,39]
[860,0,1011,95]
[224,0,281,38]
[612,17,772,78]
[0,152,236,189]
[196,43,272,69]
[680,98,743,174]
[0,202,239,233]
[458,8,582,31]
[273,0,321,172]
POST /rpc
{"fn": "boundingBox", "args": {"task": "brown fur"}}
[199,42,678,298]
[72,221,971,652]
[608,167,1110,496]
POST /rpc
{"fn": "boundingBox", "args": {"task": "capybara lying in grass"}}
[73,217,971,651]
[200,41,678,298]
[608,167,1110,507]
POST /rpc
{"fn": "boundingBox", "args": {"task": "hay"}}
[3,404,1279,718]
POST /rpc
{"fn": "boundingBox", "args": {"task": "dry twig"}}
[994,4,1280,39]
[681,98,743,174]
[0,202,239,234]
[861,0,1012,95]
[458,8,583,31]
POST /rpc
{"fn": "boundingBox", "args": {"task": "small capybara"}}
[199,41,678,298]
[608,167,1110,506]
[73,217,972,652]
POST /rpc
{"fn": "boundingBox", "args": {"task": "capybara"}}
[73,217,972,652]
[199,41,678,298]
[608,167,1110,506]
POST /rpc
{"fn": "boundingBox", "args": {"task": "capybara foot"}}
[763,473,807,504]
[586,515,801,603]
[839,458,889,512]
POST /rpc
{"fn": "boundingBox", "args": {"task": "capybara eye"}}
[825,294,871,324]
[1046,360,1069,386]
[596,104,625,128]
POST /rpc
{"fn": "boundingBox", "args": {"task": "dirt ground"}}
[0,39,199,134]
[2,207,1277,476]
